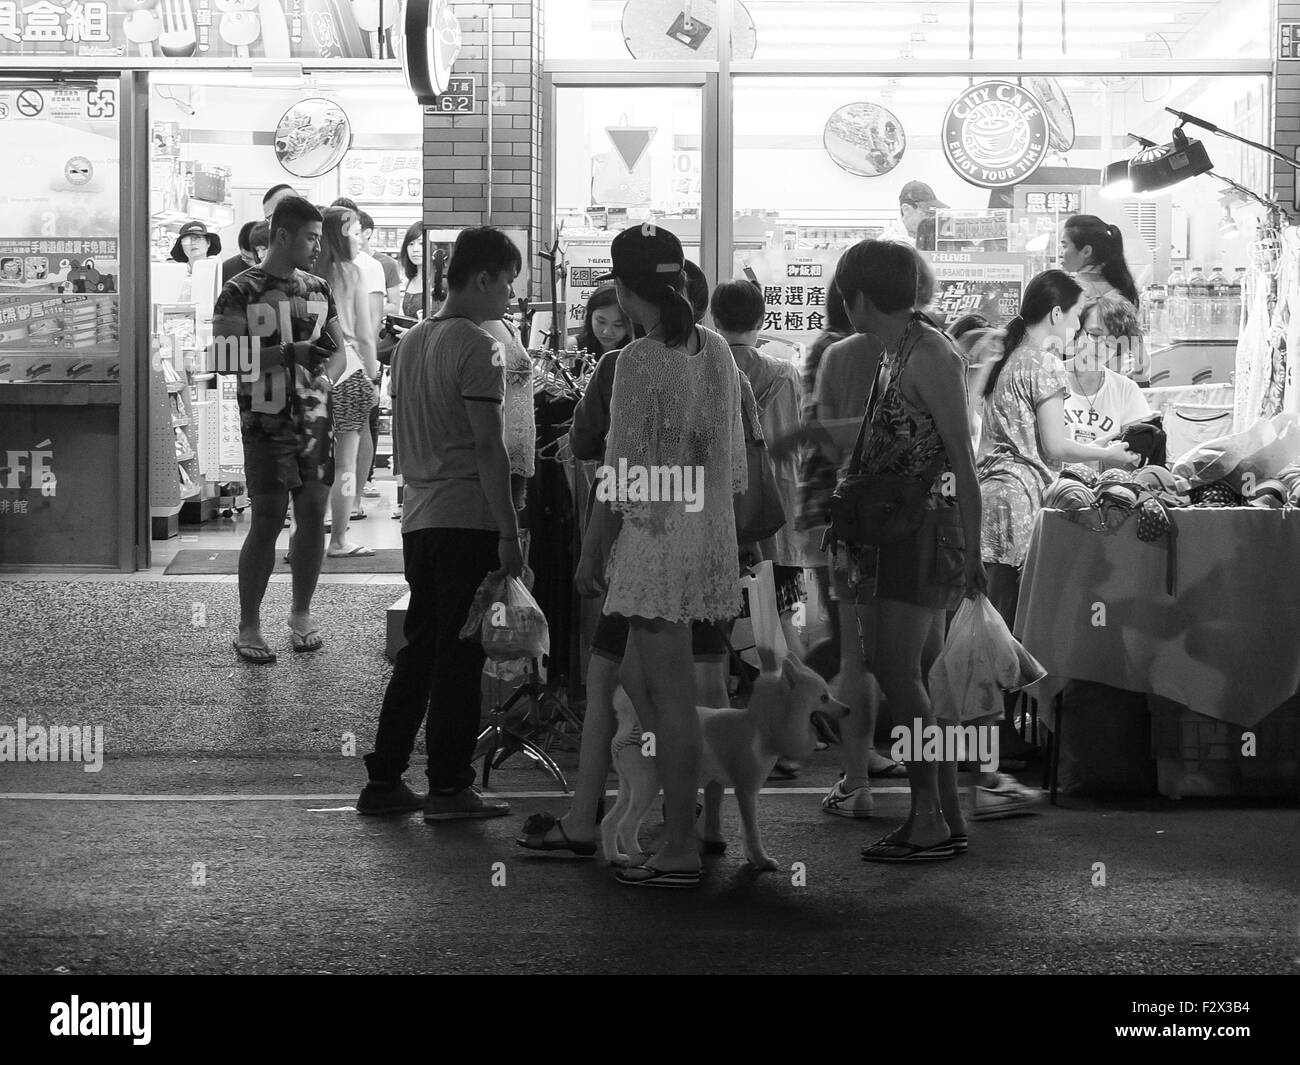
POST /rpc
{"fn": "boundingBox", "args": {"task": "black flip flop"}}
[515,812,596,857]
[860,837,955,863]
[232,638,276,664]
[700,839,727,856]
[615,864,702,888]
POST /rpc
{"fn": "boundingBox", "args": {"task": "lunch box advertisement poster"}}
[0,0,391,59]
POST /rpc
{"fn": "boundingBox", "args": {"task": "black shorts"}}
[241,408,334,497]
[591,612,728,663]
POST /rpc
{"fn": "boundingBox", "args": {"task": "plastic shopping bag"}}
[1171,412,1300,491]
[458,567,550,662]
[481,575,550,662]
[459,571,507,646]
[738,560,788,674]
[928,595,1046,724]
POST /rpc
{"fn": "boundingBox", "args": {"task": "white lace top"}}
[480,318,536,478]
[602,326,747,623]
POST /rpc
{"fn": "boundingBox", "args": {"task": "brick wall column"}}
[423,1,544,291]
[1275,0,1300,210]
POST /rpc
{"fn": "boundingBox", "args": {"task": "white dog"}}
[600,653,849,871]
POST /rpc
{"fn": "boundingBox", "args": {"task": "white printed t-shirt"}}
[1063,366,1150,450]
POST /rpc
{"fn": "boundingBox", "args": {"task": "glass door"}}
[547,81,709,349]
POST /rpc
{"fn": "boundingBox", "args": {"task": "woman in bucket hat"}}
[170,220,222,267]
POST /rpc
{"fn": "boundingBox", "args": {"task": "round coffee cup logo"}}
[942,80,1049,188]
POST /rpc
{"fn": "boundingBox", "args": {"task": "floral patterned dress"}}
[978,340,1069,567]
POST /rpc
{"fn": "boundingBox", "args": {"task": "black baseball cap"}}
[900,180,948,208]
[595,223,685,287]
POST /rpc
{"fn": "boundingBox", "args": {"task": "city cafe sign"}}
[942,80,1049,188]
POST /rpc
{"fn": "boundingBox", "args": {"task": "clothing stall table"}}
[1015,508,1300,798]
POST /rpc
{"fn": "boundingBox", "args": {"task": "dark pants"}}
[366,397,380,482]
[365,527,501,791]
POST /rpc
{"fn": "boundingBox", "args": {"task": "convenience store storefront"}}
[0,4,416,570]
[0,0,1285,570]
[545,0,1275,362]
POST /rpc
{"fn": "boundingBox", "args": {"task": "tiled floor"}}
[2,473,408,584]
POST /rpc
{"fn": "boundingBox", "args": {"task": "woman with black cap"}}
[575,223,746,888]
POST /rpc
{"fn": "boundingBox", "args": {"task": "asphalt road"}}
[2,756,1297,976]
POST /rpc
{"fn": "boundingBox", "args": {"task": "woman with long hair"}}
[827,240,986,863]
[314,205,380,557]
[1059,215,1140,307]
[575,224,746,888]
[976,270,1138,808]
[398,221,425,319]
[575,281,631,357]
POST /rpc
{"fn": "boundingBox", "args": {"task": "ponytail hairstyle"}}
[1064,214,1140,307]
[622,270,695,347]
[983,269,1083,399]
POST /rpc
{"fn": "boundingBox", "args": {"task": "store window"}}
[548,0,750,61]
[549,0,1270,64]
[552,83,705,343]
[0,76,125,568]
[146,72,423,532]
[732,71,1269,358]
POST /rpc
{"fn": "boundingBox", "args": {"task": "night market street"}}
[2,755,1297,976]
[1,579,1298,975]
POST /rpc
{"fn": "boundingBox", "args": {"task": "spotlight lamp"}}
[1100,159,1132,199]
[1101,117,1288,220]
[1129,127,1213,196]
[1100,133,1158,199]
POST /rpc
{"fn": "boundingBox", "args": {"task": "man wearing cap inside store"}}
[882,180,949,245]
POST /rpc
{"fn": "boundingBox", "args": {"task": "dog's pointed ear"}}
[779,654,800,688]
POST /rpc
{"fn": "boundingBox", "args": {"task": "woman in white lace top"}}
[577,225,746,888]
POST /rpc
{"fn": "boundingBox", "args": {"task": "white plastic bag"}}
[480,575,550,662]
[738,559,788,674]
[928,595,1046,723]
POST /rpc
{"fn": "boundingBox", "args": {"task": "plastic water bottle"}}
[1187,265,1208,337]
[1206,266,1228,338]
[1145,284,1167,346]
[1167,265,1187,338]
[1229,268,1245,336]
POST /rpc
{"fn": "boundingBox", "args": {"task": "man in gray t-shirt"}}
[392,316,509,533]
[360,228,525,822]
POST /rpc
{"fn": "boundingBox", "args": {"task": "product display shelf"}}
[149,339,203,538]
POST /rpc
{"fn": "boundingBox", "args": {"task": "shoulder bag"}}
[735,380,788,544]
[828,320,946,547]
